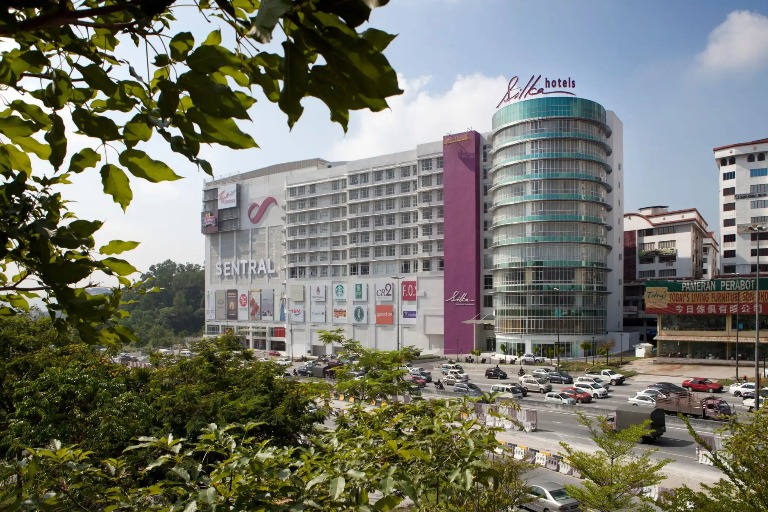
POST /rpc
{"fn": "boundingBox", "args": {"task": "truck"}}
[655,394,732,420]
[608,404,666,443]
[584,368,626,385]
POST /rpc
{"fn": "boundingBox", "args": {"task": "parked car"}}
[560,387,592,403]
[443,373,465,386]
[584,368,626,385]
[531,367,552,379]
[628,394,657,407]
[544,392,576,405]
[276,357,293,366]
[409,367,432,382]
[519,375,552,394]
[491,383,527,397]
[729,382,756,396]
[546,370,574,384]
[440,363,464,375]
[682,377,724,393]
[648,382,689,396]
[743,394,765,412]
[522,481,581,512]
[446,369,469,382]
[574,382,608,399]
[485,366,508,379]
[453,382,484,397]
[637,388,665,400]
[520,353,546,365]
[296,365,315,377]
[403,374,426,388]
[575,376,610,390]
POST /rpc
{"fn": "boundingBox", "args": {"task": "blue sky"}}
[67,1,768,275]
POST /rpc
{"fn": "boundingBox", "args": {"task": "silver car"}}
[523,481,581,511]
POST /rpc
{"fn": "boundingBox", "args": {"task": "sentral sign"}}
[215,259,277,277]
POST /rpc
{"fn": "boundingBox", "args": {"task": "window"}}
[760,153,766,162]
[438,259,445,271]
[659,269,677,277]
[749,154,756,163]
[751,200,768,209]
[420,159,433,171]
[421,175,433,187]
[401,261,411,273]
[729,157,736,165]
[720,157,728,166]
[422,259,431,272]
[436,156,443,169]
[723,234,736,243]
[723,265,736,273]
[639,242,655,251]
[723,171,735,180]
[659,240,676,249]
[484,275,493,290]
[385,169,395,180]
[374,170,383,181]
[401,182,410,193]
[752,184,768,194]
[751,168,768,178]
[723,202,736,211]
[639,270,656,278]
[751,248,768,257]
[401,167,411,178]
[723,187,735,196]
[724,218,736,227]
[723,250,736,258]
[483,295,493,308]
[422,241,432,252]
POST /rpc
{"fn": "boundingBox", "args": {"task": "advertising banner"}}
[333,306,348,323]
[333,283,347,302]
[238,290,249,320]
[402,280,417,301]
[402,305,417,325]
[226,289,238,320]
[290,284,305,303]
[218,183,238,209]
[351,305,368,324]
[215,290,226,320]
[205,290,215,320]
[289,306,305,322]
[375,282,394,302]
[261,288,274,322]
[375,304,393,324]
[353,283,368,301]
[278,292,286,322]
[201,210,218,234]
[248,290,261,320]
[311,284,326,302]
[644,279,768,315]
[311,304,326,323]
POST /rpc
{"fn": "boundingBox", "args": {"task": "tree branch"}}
[10,3,140,35]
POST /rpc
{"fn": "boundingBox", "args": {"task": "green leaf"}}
[102,257,139,277]
[71,108,120,141]
[202,30,222,46]
[249,0,292,43]
[4,144,32,175]
[170,32,195,61]
[74,63,118,96]
[0,114,39,138]
[68,148,101,174]
[178,72,250,120]
[373,493,402,511]
[157,80,180,118]
[186,45,237,74]
[329,476,345,501]
[45,113,67,169]
[99,240,140,255]
[123,115,153,146]
[361,27,397,52]
[119,149,182,183]
[8,100,51,127]
[317,0,387,28]
[187,108,257,149]
[14,136,51,160]
[279,40,308,128]
[100,164,133,211]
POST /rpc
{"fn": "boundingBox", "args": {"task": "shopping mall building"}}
[202,87,627,358]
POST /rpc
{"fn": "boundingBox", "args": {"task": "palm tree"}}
[579,340,592,364]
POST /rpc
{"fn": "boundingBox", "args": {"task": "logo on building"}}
[248,196,277,224]
[354,306,365,322]
[335,284,345,299]
[446,290,475,306]
[496,75,576,108]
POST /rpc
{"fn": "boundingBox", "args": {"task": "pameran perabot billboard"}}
[645,279,768,315]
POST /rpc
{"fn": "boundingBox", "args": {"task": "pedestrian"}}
[743,374,748,384]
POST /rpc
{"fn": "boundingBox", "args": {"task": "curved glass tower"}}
[490,97,615,354]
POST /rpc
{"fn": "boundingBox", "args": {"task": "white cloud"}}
[327,73,507,160]
[696,10,768,73]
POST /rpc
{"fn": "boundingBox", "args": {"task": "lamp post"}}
[592,335,596,366]
[748,224,767,410]
[391,276,404,352]
[620,333,624,366]
[736,290,740,382]
[553,287,561,369]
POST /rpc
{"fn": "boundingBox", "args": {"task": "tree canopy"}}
[0,0,401,346]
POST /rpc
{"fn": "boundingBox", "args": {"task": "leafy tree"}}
[658,410,768,512]
[559,413,671,512]
[0,0,401,345]
[580,340,592,363]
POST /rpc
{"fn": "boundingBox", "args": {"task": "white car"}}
[743,396,765,412]
[276,357,293,366]
[574,382,608,398]
[520,353,545,365]
[544,392,576,405]
[628,394,656,407]
[637,388,665,399]
[575,376,610,390]
[729,382,756,397]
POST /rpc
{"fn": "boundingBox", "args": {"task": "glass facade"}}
[491,97,613,336]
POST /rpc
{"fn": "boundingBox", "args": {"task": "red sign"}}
[248,197,277,224]
[402,281,417,301]
[239,293,248,307]
[376,305,394,325]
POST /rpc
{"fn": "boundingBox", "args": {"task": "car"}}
[546,370,574,384]
[485,366,508,379]
[531,367,553,379]
[743,391,768,412]
[446,369,469,382]
[442,374,461,386]
[522,481,581,512]
[179,349,192,357]
[560,387,592,403]
[491,383,528,397]
[403,374,426,387]
[575,376,610,390]
[544,392,576,405]
[729,382,756,397]
[519,375,552,394]
[296,365,314,377]
[573,382,608,398]
[628,394,657,407]
[409,367,433,382]
[648,382,689,396]
[453,382,484,397]
[682,378,724,393]
[520,353,546,365]
[257,356,271,362]
[637,388,665,400]
[440,363,464,375]
[276,357,293,366]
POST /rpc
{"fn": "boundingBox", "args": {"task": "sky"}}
[62,0,768,277]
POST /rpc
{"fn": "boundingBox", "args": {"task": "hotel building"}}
[202,95,626,358]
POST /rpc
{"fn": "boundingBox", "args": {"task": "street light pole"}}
[553,287,561,369]
[748,224,767,410]
[391,276,404,352]
[736,290,740,382]
[620,333,624,366]
[592,335,595,366]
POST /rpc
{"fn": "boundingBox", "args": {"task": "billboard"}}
[644,279,768,315]
[278,292,286,322]
[261,288,274,322]
[226,289,238,320]
[333,307,348,323]
[215,290,226,320]
[311,304,326,323]
[289,306,305,322]
[353,283,368,301]
[248,290,261,320]
[351,305,368,324]
[201,210,218,234]
[402,280,417,301]
[238,290,249,320]
[290,284,305,303]
[205,290,215,320]
[218,183,238,209]
[375,282,394,302]
[375,304,393,324]
[402,305,418,325]
[311,285,326,302]
[333,283,347,302]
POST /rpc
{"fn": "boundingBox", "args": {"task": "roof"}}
[713,138,768,152]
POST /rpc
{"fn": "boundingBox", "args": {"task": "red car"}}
[682,378,723,393]
[560,387,592,403]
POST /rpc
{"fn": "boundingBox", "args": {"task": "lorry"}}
[608,404,666,443]
[655,394,732,420]
[584,368,626,385]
